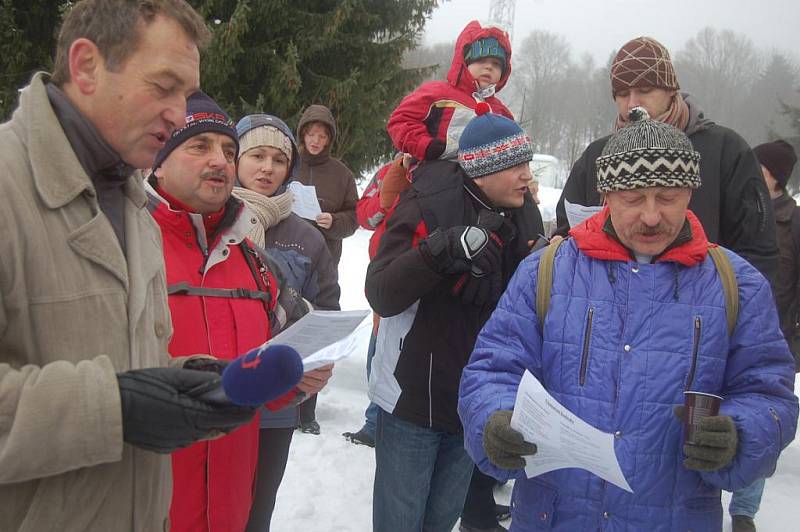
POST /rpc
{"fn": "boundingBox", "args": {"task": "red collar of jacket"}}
[155,185,227,237]
[448,21,512,95]
[569,206,710,267]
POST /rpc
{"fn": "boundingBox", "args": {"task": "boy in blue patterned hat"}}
[365,105,543,532]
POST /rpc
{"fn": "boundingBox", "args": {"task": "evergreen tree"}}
[783,91,800,137]
[744,52,799,143]
[191,0,440,177]
[0,0,67,119]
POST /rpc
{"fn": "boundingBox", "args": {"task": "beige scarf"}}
[232,186,294,248]
[615,92,690,132]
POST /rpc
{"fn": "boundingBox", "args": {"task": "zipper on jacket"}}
[428,352,434,428]
[579,308,594,386]
[685,317,702,390]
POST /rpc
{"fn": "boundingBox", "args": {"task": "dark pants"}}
[245,427,294,532]
[298,393,317,424]
[460,466,499,528]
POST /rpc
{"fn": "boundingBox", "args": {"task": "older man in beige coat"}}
[0,2,256,531]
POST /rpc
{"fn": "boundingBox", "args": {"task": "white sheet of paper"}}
[564,199,603,228]
[510,370,633,493]
[288,181,322,220]
[267,309,370,371]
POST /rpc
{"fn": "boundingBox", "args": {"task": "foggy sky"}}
[425,0,800,64]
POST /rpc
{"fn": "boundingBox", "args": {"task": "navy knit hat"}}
[753,140,797,189]
[464,37,507,71]
[458,102,533,179]
[152,91,238,170]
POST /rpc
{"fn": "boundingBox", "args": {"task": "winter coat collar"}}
[570,206,710,267]
[682,92,715,136]
[13,72,147,210]
[45,82,133,188]
[448,21,513,97]
[144,178,257,262]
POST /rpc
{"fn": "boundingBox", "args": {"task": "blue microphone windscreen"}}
[221,344,304,406]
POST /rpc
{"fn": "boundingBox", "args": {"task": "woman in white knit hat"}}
[234,114,339,532]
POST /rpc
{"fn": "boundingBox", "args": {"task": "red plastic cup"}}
[683,391,723,445]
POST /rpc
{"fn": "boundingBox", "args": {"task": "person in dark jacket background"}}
[754,140,800,367]
[726,139,799,532]
[294,103,358,434]
[233,113,339,532]
[366,105,543,532]
[555,36,779,284]
[295,104,359,267]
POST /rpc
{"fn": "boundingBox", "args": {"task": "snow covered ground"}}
[271,228,800,532]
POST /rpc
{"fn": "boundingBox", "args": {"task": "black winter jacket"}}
[365,160,543,433]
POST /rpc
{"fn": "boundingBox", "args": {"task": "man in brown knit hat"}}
[556,36,779,287]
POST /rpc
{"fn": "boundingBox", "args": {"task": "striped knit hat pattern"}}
[610,36,679,97]
[596,107,701,193]
[458,102,533,179]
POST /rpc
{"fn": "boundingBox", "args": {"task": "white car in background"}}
[530,154,565,236]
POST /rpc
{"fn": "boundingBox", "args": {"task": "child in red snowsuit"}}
[387,20,514,162]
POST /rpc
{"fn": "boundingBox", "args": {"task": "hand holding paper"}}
[483,410,538,469]
[510,370,633,492]
[267,309,371,371]
[288,181,323,221]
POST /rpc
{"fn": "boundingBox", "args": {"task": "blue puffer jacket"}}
[459,209,798,531]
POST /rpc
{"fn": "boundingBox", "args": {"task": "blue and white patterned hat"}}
[458,102,533,179]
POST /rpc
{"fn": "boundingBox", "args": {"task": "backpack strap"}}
[707,245,739,336]
[536,239,565,329]
[535,240,739,337]
[167,282,272,303]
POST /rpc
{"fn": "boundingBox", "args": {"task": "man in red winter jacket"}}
[146,91,333,532]
[388,20,515,162]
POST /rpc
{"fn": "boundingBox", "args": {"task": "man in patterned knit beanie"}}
[458,107,797,532]
[556,35,779,297]
[559,39,783,530]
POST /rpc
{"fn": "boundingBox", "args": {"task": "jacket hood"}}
[447,20,512,96]
[236,114,300,193]
[570,206,709,267]
[297,104,337,163]
[682,92,715,136]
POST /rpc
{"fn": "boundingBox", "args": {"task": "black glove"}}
[424,139,446,160]
[452,270,503,307]
[483,410,537,470]
[674,405,738,471]
[183,357,228,374]
[117,367,257,454]
[419,225,502,276]
[475,210,516,247]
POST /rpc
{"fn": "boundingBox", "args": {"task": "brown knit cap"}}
[610,36,680,97]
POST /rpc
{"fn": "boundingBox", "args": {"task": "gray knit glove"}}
[674,406,738,471]
[483,410,537,470]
